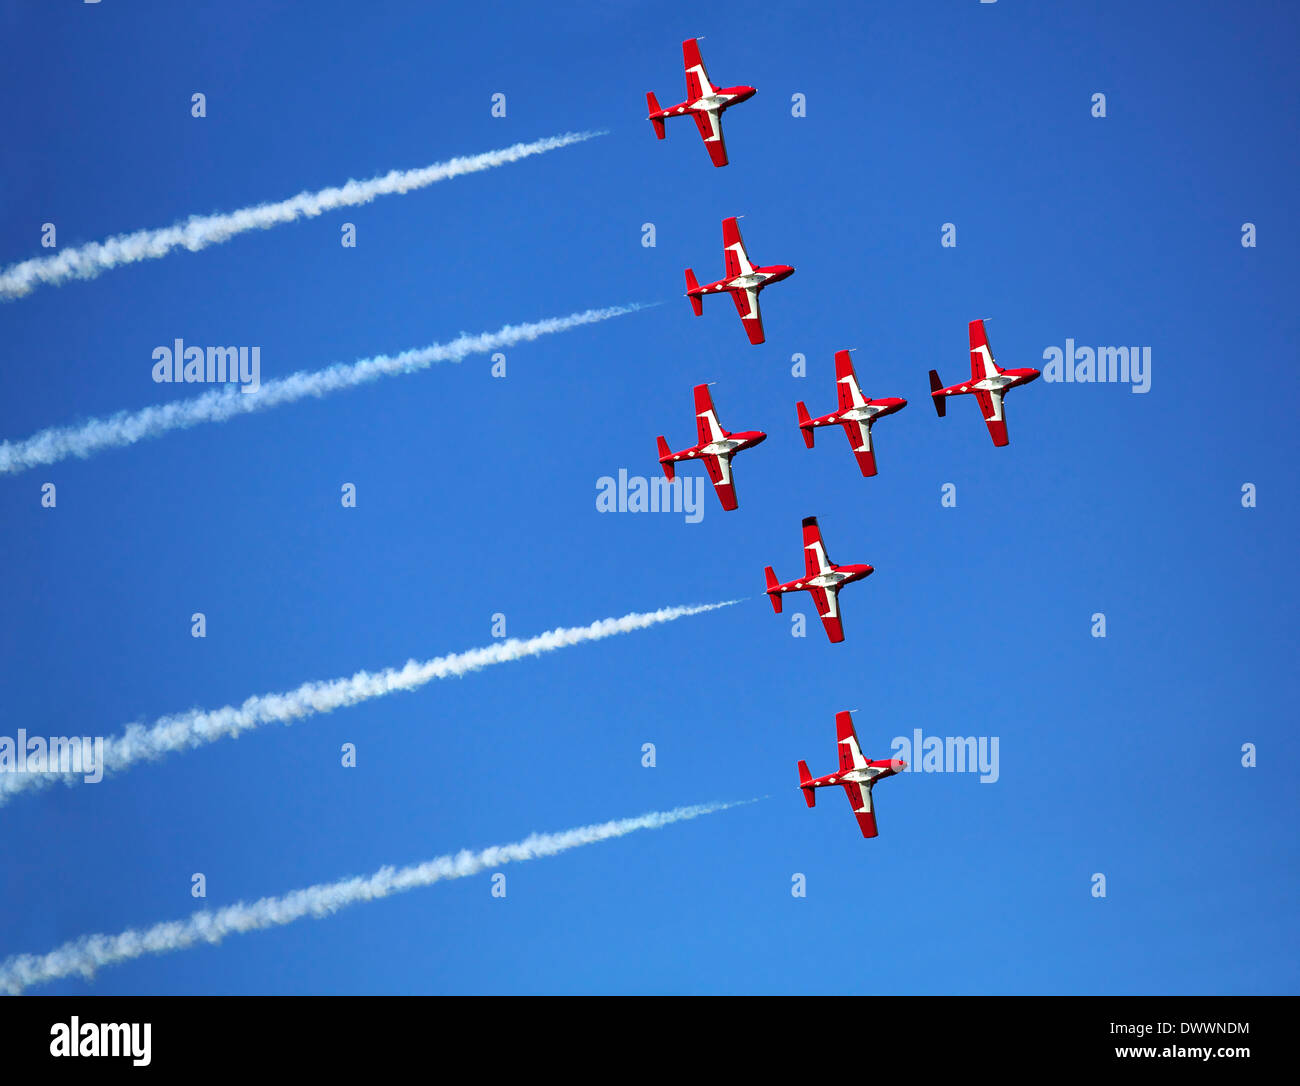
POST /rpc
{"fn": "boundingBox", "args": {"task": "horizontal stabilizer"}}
[929,369,946,417]
[656,436,674,480]
[798,760,815,806]
[764,566,782,613]
[646,93,666,138]
[796,401,814,447]
[684,268,703,315]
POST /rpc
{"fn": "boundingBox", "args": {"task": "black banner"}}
[0,995,1284,1073]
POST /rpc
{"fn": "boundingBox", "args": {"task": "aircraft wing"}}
[802,516,831,578]
[841,419,877,477]
[701,452,738,511]
[682,38,715,102]
[722,217,753,279]
[835,350,862,412]
[841,780,878,838]
[835,710,867,771]
[969,319,999,381]
[974,388,1009,447]
[806,584,844,643]
[730,287,765,345]
[694,383,724,446]
[692,109,728,167]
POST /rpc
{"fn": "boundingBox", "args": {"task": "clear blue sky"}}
[0,0,1296,995]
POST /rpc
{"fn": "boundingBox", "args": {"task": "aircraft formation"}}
[647,38,1044,838]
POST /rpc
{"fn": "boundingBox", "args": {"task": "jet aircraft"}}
[657,384,766,511]
[798,710,906,839]
[685,216,794,345]
[797,349,907,477]
[646,38,756,167]
[929,319,1040,446]
[764,517,873,643]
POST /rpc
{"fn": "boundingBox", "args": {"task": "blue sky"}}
[0,0,1296,994]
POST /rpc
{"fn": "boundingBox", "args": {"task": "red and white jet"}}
[928,319,1040,447]
[764,516,873,644]
[685,217,794,346]
[656,384,766,511]
[797,349,908,477]
[798,710,906,839]
[646,38,756,167]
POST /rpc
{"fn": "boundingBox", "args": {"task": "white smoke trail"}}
[0,131,602,300]
[0,602,738,807]
[0,800,751,994]
[0,304,643,474]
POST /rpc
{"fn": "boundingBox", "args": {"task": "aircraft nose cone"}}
[1025,369,1041,383]
[894,759,908,772]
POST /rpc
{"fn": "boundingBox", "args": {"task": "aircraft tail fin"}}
[656,436,674,480]
[684,269,703,315]
[796,401,814,447]
[928,370,947,417]
[764,566,782,613]
[798,760,816,806]
[646,93,666,139]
